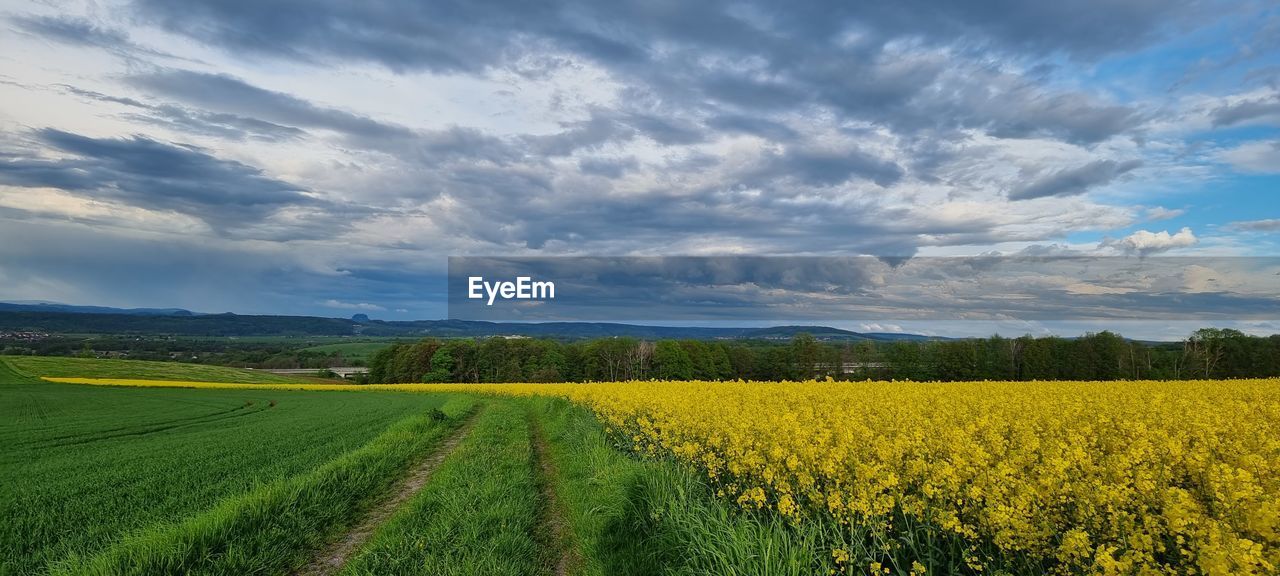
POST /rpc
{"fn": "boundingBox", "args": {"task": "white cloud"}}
[1100,227,1198,256]
[1144,206,1185,221]
[1064,282,1136,295]
[320,299,385,311]
[857,322,905,333]
[1217,140,1280,173]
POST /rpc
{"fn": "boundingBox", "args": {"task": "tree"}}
[652,340,693,380]
[790,333,821,379]
[936,340,979,381]
[1084,331,1127,380]
[585,337,638,381]
[421,347,454,382]
[886,341,927,381]
[367,343,402,383]
[1184,328,1234,378]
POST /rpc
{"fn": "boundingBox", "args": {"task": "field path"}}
[531,417,582,576]
[293,408,483,576]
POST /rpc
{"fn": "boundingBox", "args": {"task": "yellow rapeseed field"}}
[47,377,1280,575]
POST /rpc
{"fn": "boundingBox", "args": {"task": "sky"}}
[0,0,1277,338]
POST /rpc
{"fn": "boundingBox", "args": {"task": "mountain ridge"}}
[0,302,936,341]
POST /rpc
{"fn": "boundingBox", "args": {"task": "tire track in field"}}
[18,403,261,447]
[531,416,581,576]
[292,408,483,576]
[25,403,274,449]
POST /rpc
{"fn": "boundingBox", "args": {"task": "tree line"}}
[364,328,1280,383]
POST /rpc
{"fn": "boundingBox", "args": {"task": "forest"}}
[364,329,1280,383]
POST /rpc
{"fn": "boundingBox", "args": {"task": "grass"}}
[339,401,545,576]
[0,357,467,575]
[527,396,827,575]
[3,355,310,383]
[52,397,476,576]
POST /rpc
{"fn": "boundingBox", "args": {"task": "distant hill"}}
[739,325,869,340]
[0,304,937,341]
[0,310,359,336]
[860,332,939,342]
[0,302,195,316]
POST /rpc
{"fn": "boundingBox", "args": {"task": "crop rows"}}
[14,362,1280,575]
[1,360,461,575]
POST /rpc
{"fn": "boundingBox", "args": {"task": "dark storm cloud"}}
[126,0,1163,144]
[412,155,930,254]
[705,115,798,140]
[752,146,905,188]
[1009,159,1143,201]
[0,129,310,228]
[965,91,1140,144]
[625,113,707,146]
[129,0,1198,71]
[578,156,638,178]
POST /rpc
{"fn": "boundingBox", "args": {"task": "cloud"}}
[1144,206,1186,221]
[1211,93,1280,126]
[1100,227,1198,256]
[1217,140,1280,173]
[1230,219,1280,232]
[130,105,309,142]
[0,0,1271,325]
[122,1,1149,146]
[1009,159,1142,200]
[0,129,311,230]
[752,145,905,188]
[578,156,638,178]
[8,14,182,62]
[0,215,452,317]
[447,255,1280,322]
[11,14,132,51]
[705,115,798,140]
[320,299,386,311]
[128,70,534,166]
[60,84,308,142]
[129,0,1199,73]
[59,86,149,108]
[128,70,411,140]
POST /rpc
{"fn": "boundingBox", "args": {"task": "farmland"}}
[4,355,313,383]
[297,341,396,364]
[6,356,1280,575]
[0,359,469,575]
